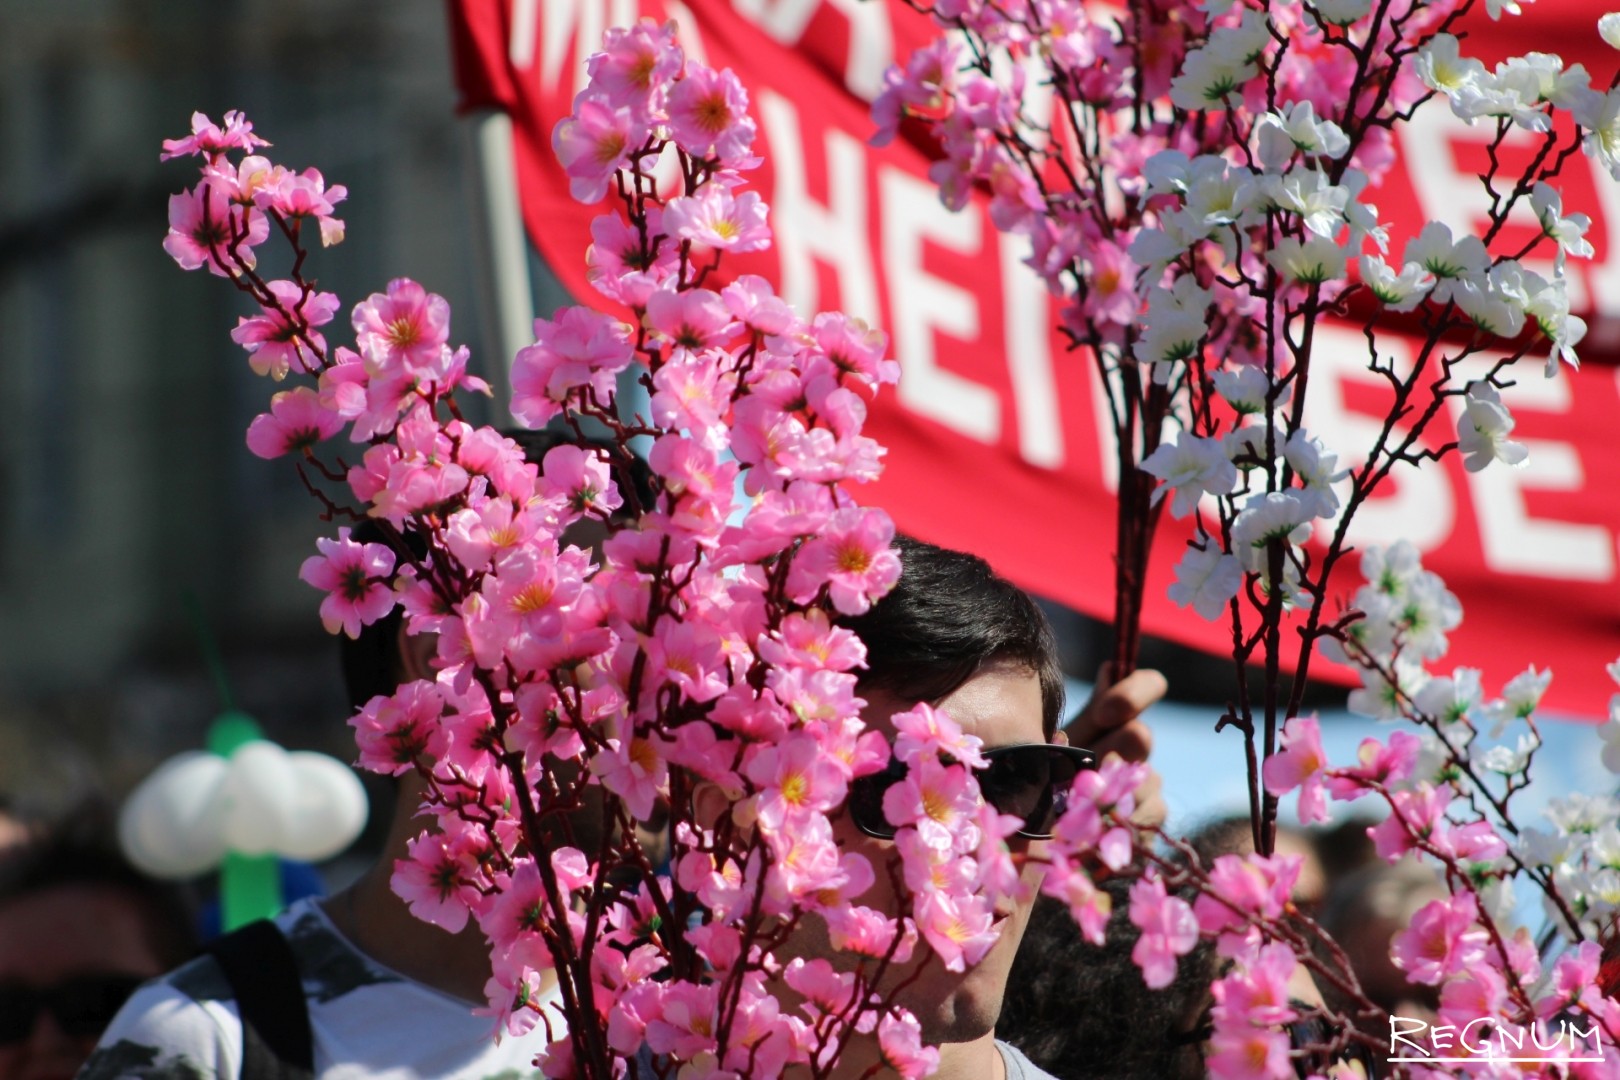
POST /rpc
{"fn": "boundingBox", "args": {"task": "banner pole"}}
[460,108,536,421]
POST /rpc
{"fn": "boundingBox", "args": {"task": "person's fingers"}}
[1064,666,1167,746]
[1129,766,1166,828]
[1083,718,1153,763]
[1090,669,1168,731]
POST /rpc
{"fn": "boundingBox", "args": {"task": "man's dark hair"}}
[0,818,197,969]
[840,535,1064,739]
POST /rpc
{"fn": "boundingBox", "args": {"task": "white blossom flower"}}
[1412,667,1484,725]
[1127,219,1197,281]
[1265,167,1351,238]
[1516,826,1571,868]
[1169,45,1252,111]
[1601,13,1620,50]
[1575,87,1620,179]
[1481,664,1551,736]
[1284,429,1348,519]
[1254,102,1350,170]
[1545,792,1619,835]
[1529,181,1595,268]
[1176,156,1263,236]
[1598,716,1620,773]
[1359,255,1434,312]
[1348,658,1428,720]
[1230,490,1312,572]
[1484,0,1529,19]
[1340,171,1389,253]
[1400,572,1463,660]
[1521,271,1586,373]
[1140,431,1238,518]
[1403,221,1488,302]
[1450,274,1526,337]
[1213,366,1286,416]
[1413,34,1487,100]
[1168,544,1243,620]
[1268,234,1347,285]
[1473,732,1539,775]
[1455,381,1529,473]
[1168,10,1270,110]
[1141,150,1193,197]
[1138,278,1211,367]
[1361,539,1424,597]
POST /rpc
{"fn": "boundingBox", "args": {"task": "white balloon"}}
[219,741,298,856]
[118,751,229,878]
[277,752,368,862]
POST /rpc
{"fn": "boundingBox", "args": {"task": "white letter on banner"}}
[1304,327,1456,551]
[758,90,880,323]
[1447,363,1614,581]
[999,231,1064,468]
[880,166,1000,444]
[530,0,638,98]
[729,0,892,100]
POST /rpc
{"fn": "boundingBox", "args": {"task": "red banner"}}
[448,0,1620,716]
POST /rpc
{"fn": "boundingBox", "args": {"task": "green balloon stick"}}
[189,591,286,931]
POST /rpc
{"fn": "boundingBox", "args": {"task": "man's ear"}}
[394,620,438,684]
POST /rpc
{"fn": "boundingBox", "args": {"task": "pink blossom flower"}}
[299,526,397,638]
[1128,874,1200,988]
[392,830,484,933]
[510,307,633,427]
[592,731,667,821]
[722,275,798,336]
[538,443,622,523]
[1262,715,1331,824]
[809,312,898,392]
[163,183,268,277]
[551,96,642,204]
[756,609,866,674]
[786,506,901,615]
[161,110,268,160]
[1194,853,1302,942]
[665,65,756,164]
[350,679,448,776]
[662,185,772,252]
[821,904,913,961]
[1324,730,1420,800]
[889,702,987,770]
[1041,859,1112,944]
[877,1009,940,1079]
[745,733,849,829]
[1212,943,1299,1028]
[883,756,980,852]
[645,287,738,352]
[256,166,347,247]
[351,278,452,377]
[231,280,339,379]
[584,21,683,116]
[246,386,345,459]
[650,349,731,448]
[1206,1023,1293,1080]
[1391,893,1490,985]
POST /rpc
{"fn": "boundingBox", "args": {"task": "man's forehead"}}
[862,664,1045,748]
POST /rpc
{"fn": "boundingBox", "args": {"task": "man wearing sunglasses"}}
[0,828,195,1080]
[753,536,1165,1080]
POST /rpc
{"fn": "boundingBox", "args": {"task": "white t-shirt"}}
[79,898,559,1080]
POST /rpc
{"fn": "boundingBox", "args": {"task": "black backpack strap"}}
[206,919,315,1080]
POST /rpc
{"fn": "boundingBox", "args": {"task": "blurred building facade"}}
[0,0,504,810]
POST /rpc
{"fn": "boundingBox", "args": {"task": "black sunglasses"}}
[848,743,1098,840]
[0,974,146,1044]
